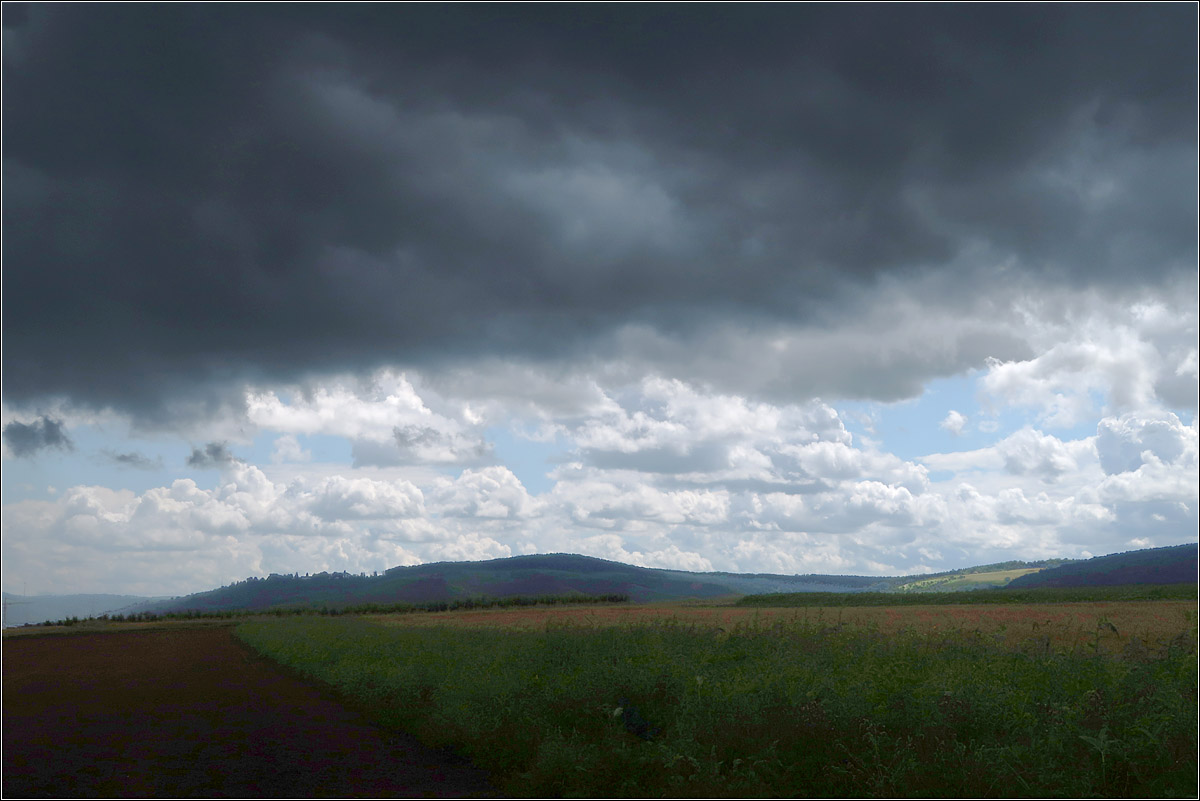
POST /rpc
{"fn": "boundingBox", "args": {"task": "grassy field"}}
[893,567,1043,591]
[236,598,1197,797]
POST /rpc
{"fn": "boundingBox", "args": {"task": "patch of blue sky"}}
[835,372,1105,464]
[299,432,353,463]
[2,424,196,502]
[969,392,1102,447]
[485,425,566,495]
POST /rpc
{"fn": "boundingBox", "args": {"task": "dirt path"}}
[2,626,501,798]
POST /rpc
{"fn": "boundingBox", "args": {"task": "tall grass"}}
[236,612,1197,797]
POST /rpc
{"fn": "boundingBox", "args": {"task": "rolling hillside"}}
[138,553,888,614]
[38,543,1197,621]
[1006,543,1197,589]
[887,559,1077,593]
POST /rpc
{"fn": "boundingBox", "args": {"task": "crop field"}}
[237,598,1197,798]
[369,599,1195,656]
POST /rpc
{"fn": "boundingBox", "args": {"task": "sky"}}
[2,4,1197,597]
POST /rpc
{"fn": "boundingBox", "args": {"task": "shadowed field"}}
[2,626,499,798]
[5,600,1195,797]
[238,601,1198,797]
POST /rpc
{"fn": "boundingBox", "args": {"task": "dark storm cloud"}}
[2,416,74,457]
[3,4,1194,415]
[186,442,239,469]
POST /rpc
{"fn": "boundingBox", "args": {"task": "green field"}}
[236,600,1197,798]
[893,567,1044,592]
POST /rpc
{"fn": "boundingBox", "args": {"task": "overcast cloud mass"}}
[3,4,1196,596]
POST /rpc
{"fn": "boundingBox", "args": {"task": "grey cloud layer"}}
[103,450,163,470]
[1,416,73,457]
[3,5,1194,414]
[186,442,240,469]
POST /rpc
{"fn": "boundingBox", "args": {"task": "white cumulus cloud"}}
[940,410,968,436]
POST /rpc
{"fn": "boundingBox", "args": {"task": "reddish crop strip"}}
[377,600,1195,655]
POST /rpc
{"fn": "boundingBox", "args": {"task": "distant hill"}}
[140,553,890,614]
[26,545,1197,621]
[1,593,170,628]
[1006,544,1197,589]
[888,559,1078,593]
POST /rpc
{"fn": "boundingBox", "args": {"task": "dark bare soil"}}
[2,626,501,798]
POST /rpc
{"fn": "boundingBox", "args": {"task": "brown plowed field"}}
[2,626,500,798]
